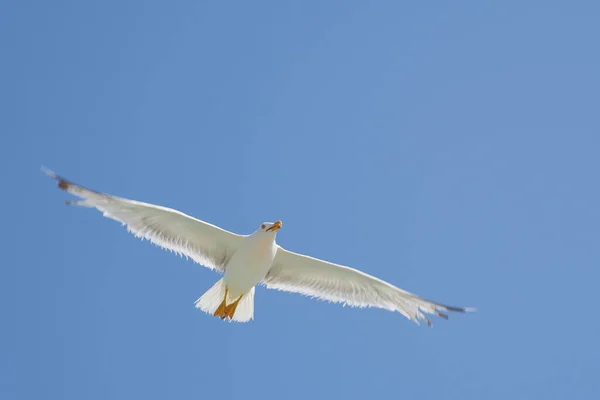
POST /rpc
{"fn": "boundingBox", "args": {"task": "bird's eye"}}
[261,224,266,230]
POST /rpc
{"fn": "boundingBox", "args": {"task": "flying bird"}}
[43,168,474,325]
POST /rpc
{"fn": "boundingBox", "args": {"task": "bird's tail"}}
[194,278,255,323]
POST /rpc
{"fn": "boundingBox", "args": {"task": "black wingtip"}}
[436,311,449,319]
[441,304,477,313]
[42,166,73,191]
[57,179,70,190]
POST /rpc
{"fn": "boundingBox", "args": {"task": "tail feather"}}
[194,278,226,315]
[194,279,255,323]
[232,287,255,322]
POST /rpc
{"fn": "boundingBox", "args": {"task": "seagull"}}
[43,168,474,325]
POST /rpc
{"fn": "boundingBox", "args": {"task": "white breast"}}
[223,235,277,300]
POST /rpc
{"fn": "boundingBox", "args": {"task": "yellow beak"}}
[266,220,283,232]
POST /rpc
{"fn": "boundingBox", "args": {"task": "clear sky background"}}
[2,1,599,399]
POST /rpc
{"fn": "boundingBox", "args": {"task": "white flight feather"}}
[43,168,244,273]
[264,247,475,325]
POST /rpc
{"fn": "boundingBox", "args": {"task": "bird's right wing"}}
[264,246,474,325]
[44,168,244,273]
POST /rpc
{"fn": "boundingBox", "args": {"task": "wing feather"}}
[264,246,474,325]
[44,168,244,272]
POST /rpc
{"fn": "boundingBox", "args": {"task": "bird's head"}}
[259,220,283,235]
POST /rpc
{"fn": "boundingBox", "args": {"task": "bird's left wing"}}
[264,246,474,325]
[44,168,244,272]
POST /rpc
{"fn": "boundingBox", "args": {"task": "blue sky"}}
[2,1,599,399]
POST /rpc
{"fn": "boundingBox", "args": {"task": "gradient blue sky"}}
[2,1,599,399]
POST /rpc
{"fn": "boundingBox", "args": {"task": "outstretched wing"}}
[264,246,474,325]
[44,168,244,272]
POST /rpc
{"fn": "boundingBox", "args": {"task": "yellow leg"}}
[213,288,228,319]
[224,295,243,320]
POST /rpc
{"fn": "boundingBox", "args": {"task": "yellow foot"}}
[224,295,243,320]
[213,288,228,319]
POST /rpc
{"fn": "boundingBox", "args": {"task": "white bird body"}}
[223,229,278,300]
[44,168,474,325]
